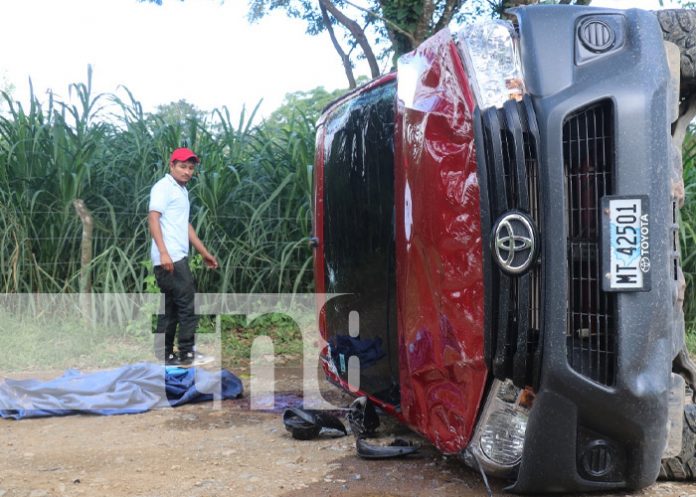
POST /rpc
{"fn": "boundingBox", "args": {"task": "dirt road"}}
[1,365,695,497]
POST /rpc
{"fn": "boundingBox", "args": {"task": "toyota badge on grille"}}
[491,211,539,275]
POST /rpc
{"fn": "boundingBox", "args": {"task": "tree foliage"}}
[248,1,469,88]
[150,99,205,127]
[247,0,592,88]
[262,85,354,131]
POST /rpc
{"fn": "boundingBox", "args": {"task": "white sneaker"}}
[179,351,215,367]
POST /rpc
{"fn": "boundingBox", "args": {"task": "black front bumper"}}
[475,6,681,493]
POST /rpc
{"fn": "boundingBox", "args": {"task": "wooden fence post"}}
[73,199,93,321]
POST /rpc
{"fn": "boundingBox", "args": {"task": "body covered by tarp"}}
[0,362,243,420]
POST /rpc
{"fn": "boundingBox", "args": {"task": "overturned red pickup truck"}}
[312,4,696,494]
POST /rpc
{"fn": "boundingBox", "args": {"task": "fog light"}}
[580,440,614,478]
[479,407,528,466]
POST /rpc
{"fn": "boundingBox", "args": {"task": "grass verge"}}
[1,309,304,373]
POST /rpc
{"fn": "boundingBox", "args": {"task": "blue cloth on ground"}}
[0,362,243,420]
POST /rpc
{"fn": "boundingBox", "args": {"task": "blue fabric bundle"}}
[329,335,386,370]
[0,362,243,420]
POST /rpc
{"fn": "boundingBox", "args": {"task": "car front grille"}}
[477,96,542,389]
[563,101,616,386]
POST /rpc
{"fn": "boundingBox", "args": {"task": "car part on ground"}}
[282,400,422,460]
[282,408,347,440]
[355,437,421,459]
[348,396,421,459]
[347,396,380,438]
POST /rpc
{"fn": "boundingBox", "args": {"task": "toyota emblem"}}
[491,211,538,275]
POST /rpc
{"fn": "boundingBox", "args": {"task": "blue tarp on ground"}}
[0,362,243,420]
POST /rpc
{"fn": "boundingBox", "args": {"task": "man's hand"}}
[189,223,218,270]
[160,252,174,273]
[202,253,218,269]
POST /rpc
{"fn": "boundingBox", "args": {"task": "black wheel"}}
[659,403,696,480]
[657,9,696,92]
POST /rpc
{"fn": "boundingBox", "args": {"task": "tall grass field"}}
[0,75,315,297]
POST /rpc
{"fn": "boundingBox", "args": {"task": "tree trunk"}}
[414,0,435,45]
[320,1,357,88]
[378,0,421,58]
[434,0,465,33]
[319,0,381,78]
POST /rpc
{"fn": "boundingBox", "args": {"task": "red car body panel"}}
[313,32,487,451]
[394,29,487,454]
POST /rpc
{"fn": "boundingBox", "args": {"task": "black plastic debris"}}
[281,397,421,460]
[355,437,421,459]
[347,396,380,438]
[348,396,421,459]
[282,407,347,440]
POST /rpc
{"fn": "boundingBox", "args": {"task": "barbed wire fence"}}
[3,205,314,295]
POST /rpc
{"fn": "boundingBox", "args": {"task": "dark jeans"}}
[153,258,197,358]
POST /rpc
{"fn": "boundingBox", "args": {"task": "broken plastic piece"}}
[355,437,421,459]
[282,407,347,440]
[347,396,380,437]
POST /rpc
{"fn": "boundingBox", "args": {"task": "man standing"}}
[148,147,218,367]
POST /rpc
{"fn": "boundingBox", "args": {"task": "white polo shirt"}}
[149,174,190,266]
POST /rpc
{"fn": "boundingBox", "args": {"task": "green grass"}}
[0,306,304,372]
[0,74,318,371]
[687,327,696,357]
[0,310,151,372]
[680,128,696,356]
[217,313,303,363]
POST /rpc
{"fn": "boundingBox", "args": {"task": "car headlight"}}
[461,379,532,478]
[455,20,525,109]
[479,406,528,466]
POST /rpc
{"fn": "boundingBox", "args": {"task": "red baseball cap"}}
[169,147,200,165]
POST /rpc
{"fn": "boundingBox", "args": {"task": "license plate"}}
[601,196,651,292]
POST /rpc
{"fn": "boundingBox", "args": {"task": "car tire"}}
[659,403,696,480]
[657,9,696,92]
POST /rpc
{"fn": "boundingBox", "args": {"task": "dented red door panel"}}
[394,29,487,454]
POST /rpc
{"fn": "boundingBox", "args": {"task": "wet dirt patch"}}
[163,406,268,430]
